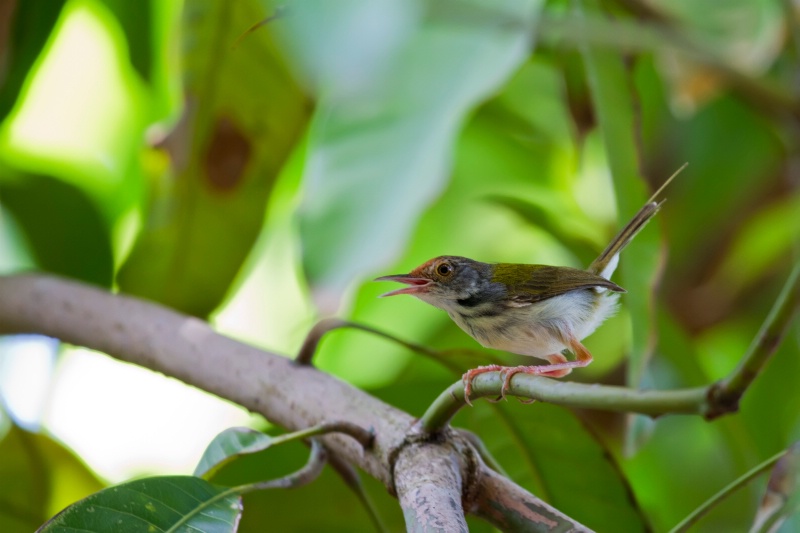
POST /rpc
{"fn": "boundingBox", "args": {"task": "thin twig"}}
[240,438,327,492]
[668,449,788,533]
[708,261,800,418]
[270,420,375,450]
[295,317,504,370]
[419,376,708,434]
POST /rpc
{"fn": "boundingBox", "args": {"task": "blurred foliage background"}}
[1,0,799,531]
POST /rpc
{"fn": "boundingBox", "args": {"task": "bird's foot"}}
[462,356,591,405]
[461,365,504,406]
[499,364,574,398]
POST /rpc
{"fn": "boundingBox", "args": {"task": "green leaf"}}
[718,193,800,293]
[0,423,104,533]
[207,438,405,533]
[295,0,541,310]
[576,0,665,455]
[487,194,608,270]
[577,0,662,387]
[97,0,154,81]
[0,172,113,286]
[0,1,68,122]
[38,476,241,533]
[118,0,309,316]
[195,427,275,479]
[0,424,48,533]
[459,400,649,532]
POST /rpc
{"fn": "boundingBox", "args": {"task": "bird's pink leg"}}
[461,365,504,406]
[499,337,594,396]
[461,338,595,405]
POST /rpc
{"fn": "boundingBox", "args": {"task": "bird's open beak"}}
[374,274,432,297]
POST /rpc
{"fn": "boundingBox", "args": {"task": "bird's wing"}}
[503,265,625,305]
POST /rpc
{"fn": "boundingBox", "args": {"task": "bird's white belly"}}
[448,290,619,361]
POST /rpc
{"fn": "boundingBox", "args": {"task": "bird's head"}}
[375,256,494,308]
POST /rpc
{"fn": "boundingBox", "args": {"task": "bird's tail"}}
[588,201,661,279]
[588,163,686,279]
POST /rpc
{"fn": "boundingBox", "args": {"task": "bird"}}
[375,170,680,404]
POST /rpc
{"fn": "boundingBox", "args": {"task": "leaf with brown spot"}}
[118,0,309,316]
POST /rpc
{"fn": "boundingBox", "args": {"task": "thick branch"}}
[0,275,406,488]
[471,466,592,533]
[393,436,471,532]
[0,274,585,531]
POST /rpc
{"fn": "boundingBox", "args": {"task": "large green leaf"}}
[458,400,649,532]
[0,1,68,122]
[118,0,309,316]
[38,476,241,533]
[293,0,542,310]
[0,172,113,286]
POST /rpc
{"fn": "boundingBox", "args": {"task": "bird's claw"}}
[461,365,504,407]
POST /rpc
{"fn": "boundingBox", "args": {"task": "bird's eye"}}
[436,263,453,276]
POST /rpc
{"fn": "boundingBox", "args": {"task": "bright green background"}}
[1,0,799,531]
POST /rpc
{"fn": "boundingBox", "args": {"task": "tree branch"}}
[393,433,471,532]
[707,261,800,418]
[0,274,586,531]
[419,377,708,434]
[471,465,593,532]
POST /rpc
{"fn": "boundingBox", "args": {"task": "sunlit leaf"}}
[295,0,541,311]
[0,424,48,533]
[39,476,241,533]
[118,0,309,316]
[0,1,68,122]
[0,424,104,533]
[195,427,275,479]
